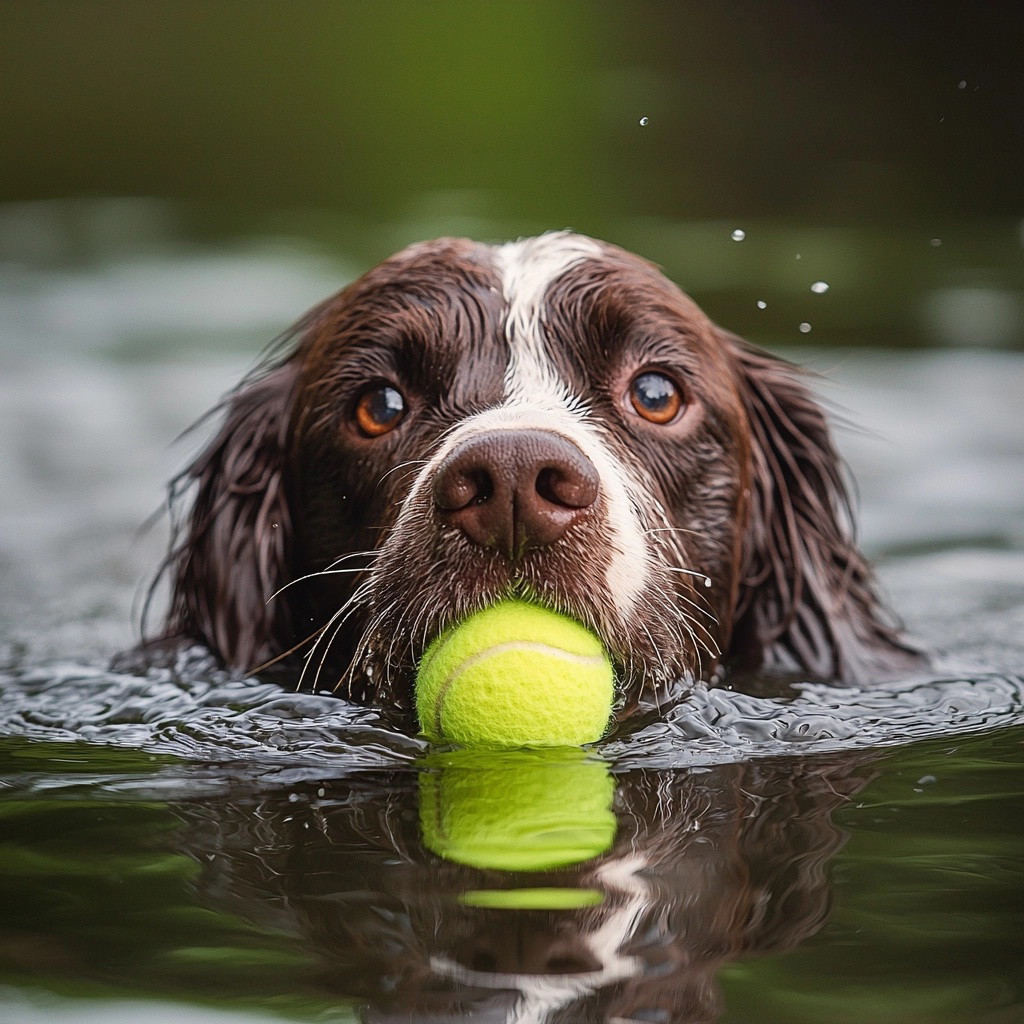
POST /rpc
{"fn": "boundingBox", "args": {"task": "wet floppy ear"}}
[723,331,915,682]
[156,359,300,672]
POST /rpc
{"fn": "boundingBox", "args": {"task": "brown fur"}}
[148,235,918,709]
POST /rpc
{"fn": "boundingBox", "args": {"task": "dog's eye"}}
[629,371,684,424]
[354,384,406,437]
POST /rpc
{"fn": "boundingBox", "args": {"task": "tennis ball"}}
[415,600,614,748]
[419,748,617,873]
[460,887,604,910]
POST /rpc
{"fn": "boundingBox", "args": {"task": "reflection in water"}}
[176,750,872,1023]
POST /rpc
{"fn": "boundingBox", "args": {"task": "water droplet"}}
[798,322,812,334]
[704,577,712,587]
[929,238,942,247]
[958,80,967,90]
[795,253,802,260]
[756,300,767,309]
[639,116,649,126]
[317,787,326,797]
[731,229,745,241]
[811,281,829,294]
[917,774,937,785]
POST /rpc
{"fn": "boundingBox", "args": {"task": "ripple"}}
[1,647,1021,778]
[602,670,1024,769]
[0,647,425,777]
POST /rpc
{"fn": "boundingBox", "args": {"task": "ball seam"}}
[433,641,608,738]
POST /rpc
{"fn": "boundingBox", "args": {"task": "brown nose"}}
[432,429,600,558]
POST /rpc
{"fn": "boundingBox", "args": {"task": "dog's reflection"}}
[178,750,871,1023]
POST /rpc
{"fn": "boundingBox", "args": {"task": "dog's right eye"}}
[353,384,406,437]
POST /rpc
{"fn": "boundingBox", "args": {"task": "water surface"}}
[1,229,1022,1024]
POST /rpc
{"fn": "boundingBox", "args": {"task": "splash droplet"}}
[731,229,745,241]
[795,253,802,260]
[811,281,829,294]
[756,300,767,309]
[958,80,967,90]
[929,238,942,247]
[798,322,812,334]
[639,116,649,126]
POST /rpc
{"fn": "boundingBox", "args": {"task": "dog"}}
[153,232,917,716]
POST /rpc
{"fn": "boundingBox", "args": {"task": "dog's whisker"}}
[637,619,670,687]
[302,577,376,692]
[322,549,383,571]
[668,589,720,626]
[376,459,429,486]
[267,565,375,604]
[661,566,714,586]
[246,624,328,677]
[676,608,720,658]
[644,525,702,539]
[312,614,353,694]
[321,592,381,695]
[300,602,351,692]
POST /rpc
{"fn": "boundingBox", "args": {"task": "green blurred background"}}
[1,0,1022,349]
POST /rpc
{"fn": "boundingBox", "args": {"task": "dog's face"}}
[294,234,748,700]
[160,232,913,711]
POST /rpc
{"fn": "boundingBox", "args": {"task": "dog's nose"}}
[433,429,600,558]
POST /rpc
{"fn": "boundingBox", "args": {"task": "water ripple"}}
[1,647,1021,777]
[602,670,1024,769]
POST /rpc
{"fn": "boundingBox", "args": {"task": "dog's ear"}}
[724,333,914,682]
[154,359,300,672]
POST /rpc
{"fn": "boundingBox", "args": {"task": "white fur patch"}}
[494,232,601,411]
[398,232,651,618]
[494,232,651,616]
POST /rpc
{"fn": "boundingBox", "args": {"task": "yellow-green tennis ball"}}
[415,600,614,748]
[459,887,604,910]
[419,748,617,872]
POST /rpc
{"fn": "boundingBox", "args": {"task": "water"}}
[1,227,1023,1022]
[0,734,1020,1023]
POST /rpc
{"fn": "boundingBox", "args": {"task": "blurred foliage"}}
[0,1,1021,348]
[1,1,1022,223]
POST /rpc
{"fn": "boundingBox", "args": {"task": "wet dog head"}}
[156,232,913,710]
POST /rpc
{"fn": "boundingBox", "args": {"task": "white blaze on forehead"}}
[494,232,602,408]
[396,232,651,620]
[493,232,651,614]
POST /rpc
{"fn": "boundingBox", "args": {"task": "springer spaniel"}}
[153,232,916,717]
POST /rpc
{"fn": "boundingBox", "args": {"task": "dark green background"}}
[1,0,1021,348]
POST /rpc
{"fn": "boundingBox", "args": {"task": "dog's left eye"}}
[629,371,684,425]
[354,384,406,437]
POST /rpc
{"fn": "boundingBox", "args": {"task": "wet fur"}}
[149,234,916,710]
